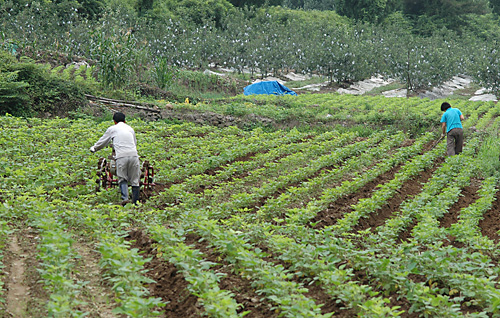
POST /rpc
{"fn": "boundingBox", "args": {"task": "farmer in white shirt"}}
[90,112,140,205]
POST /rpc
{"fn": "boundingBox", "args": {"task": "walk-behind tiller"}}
[95,152,156,199]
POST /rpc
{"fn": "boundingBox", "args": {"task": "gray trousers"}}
[446,128,464,156]
[116,156,141,186]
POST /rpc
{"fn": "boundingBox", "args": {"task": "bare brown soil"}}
[439,183,481,229]
[126,229,364,317]
[353,163,438,233]
[72,239,118,317]
[309,141,439,231]
[1,225,129,318]
[5,235,29,317]
[183,234,280,318]
[2,226,47,318]
[309,162,403,230]
[439,182,481,248]
[479,190,500,243]
[126,229,204,318]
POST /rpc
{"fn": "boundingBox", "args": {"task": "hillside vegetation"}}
[2,0,500,118]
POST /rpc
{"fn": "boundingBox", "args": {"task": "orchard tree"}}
[282,0,335,10]
[468,37,500,98]
[135,0,154,16]
[306,24,377,84]
[21,0,107,20]
[383,27,461,94]
[77,0,105,19]
[218,11,261,73]
[403,0,489,16]
[166,0,234,27]
[403,0,490,32]
[491,0,500,15]
[335,0,402,23]
[228,0,282,7]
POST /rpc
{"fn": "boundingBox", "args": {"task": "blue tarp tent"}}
[243,81,297,96]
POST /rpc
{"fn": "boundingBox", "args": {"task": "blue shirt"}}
[440,108,463,133]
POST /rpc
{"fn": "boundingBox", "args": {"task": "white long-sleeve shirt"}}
[93,122,139,159]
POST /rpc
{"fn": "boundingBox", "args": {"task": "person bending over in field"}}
[90,112,141,205]
[440,102,465,156]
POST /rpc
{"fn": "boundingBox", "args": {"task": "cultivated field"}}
[1,95,500,317]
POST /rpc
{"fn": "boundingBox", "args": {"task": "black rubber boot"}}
[132,186,140,205]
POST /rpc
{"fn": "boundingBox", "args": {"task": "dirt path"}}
[5,234,29,317]
[72,239,118,318]
[2,228,122,318]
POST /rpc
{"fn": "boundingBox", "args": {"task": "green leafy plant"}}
[152,57,178,90]
[0,69,30,116]
[88,28,144,89]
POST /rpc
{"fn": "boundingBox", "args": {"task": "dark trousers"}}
[446,128,463,156]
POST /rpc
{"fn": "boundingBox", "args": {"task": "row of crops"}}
[1,95,500,317]
[175,93,500,135]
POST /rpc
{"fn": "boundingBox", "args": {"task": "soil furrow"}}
[439,181,481,229]
[126,230,204,318]
[479,190,500,243]
[186,234,358,317]
[184,234,280,318]
[311,163,401,230]
[354,160,441,233]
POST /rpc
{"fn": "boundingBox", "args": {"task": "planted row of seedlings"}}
[358,142,500,317]
[0,117,169,316]
[0,196,87,317]
[239,136,497,316]
[138,115,500,316]
[148,129,318,206]
[280,132,439,228]
[230,95,494,132]
[128,130,402,316]
[0,95,499,316]
[447,176,499,250]
[0,194,166,317]
[253,132,422,222]
[153,128,310,184]
[222,133,448,315]
[134,130,441,316]
[151,130,370,215]
[128,111,488,316]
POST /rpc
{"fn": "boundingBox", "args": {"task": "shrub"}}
[2,54,87,117]
[0,70,30,116]
[152,57,178,90]
[0,50,30,116]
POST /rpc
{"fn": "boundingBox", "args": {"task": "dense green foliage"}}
[0,70,29,115]
[0,51,87,117]
[3,2,500,316]
[492,0,500,14]
[1,0,500,115]
[335,0,402,23]
[0,51,29,115]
